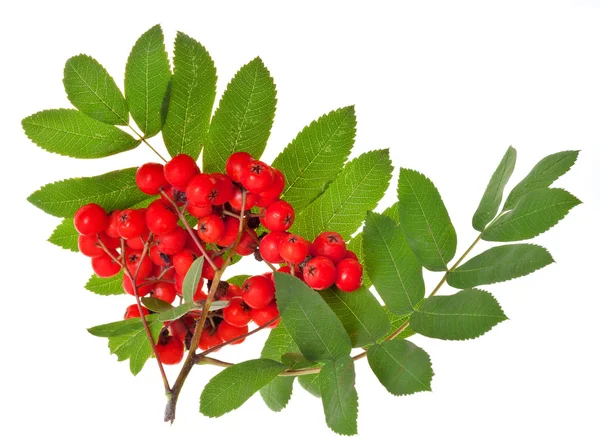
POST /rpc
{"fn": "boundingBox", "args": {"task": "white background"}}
[2,1,599,444]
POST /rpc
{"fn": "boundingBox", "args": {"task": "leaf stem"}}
[128,125,168,163]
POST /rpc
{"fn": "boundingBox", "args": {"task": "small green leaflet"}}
[87,315,162,375]
[124,24,171,138]
[363,211,425,316]
[140,297,173,312]
[298,373,321,398]
[182,256,204,304]
[204,57,276,173]
[410,289,507,341]
[447,244,554,289]
[63,55,129,125]
[48,218,79,252]
[200,359,287,417]
[162,32,217,160]
[382,308,415,340]
[261,324,299,360]
[274,272,351,362]
[367,338,433,396]
[472,146,517,231]
[319,356,358,436]
[320,286,390,348]
[225,275,250,287]
[22,109,140,159]
[281,352,318,370]
[482,188,581,242]
[398,168,457,271]
[85,271,125,296]
[504,150,579,211]
[293,149,393,241]
[157,300,229,322]
[272,107,356,212]
[28,167,148,218]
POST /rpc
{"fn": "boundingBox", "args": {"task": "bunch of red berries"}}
[72,151,363,366]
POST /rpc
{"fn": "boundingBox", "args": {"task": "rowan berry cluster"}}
[72,152,363,366]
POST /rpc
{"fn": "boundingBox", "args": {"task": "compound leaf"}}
[319,356,358,436]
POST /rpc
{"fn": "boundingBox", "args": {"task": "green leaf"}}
[346,233,370,288]
[293,149,393,240]
[141,297,173,312]
[447,244,554,289]
[85,271,125,296]
[472,146,517,231]
[28,167,148,218]
[22,109,140,159]
[125,24,171,137]
[368,338,433,396]
[504,150,579,210]
[319,356,358,436]
[482,188,581,242]
[87,315,162,375]
[261,324,300,360]
[274,272,351,362]
[298,373,321,398]
[204,57,276,172]
[397,168,457,271]
[281,352,318,370]
[382,308,415,340]
[410,289,507,340]
[225,275,250,287]
[272,107,356,211]
[200,359,287,417]
[63,55,129,125]
[48,218,79,252]
[363,211,425,316]
[259,376,294,412]
[320,286,390,347]
[182,256,204,304]
[162,32,217,160]
[157,302,194,322]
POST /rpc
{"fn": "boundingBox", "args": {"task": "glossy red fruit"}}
[197,214,225,244]
[235,229,258,256]
[222,283,242,301]
[311,232,347,264]
[153,281,177,304]
[259,231,287,263]
[125,227,150,250]
[261,200,295,232]
[277,264,304,280]
[279,234,309,264]
[122,275,153,296]
[172,249,197,276]
[150,245,171,267]
[145,200,178,235]
[116,209,146,239]
[184,234,205,256]
[217,321,248,345]
[123,303,149,319]
[228,184,258,211]
[335,258,363,292]
[222,297,252,327]
[344,250,359,261]
[91,251,121,277]
[136,163,167,195]
[256,168,285,207]
[78,233,116,258]
[104,211,121,238]
[251,301,280,328]
[156,336,184,365]
[303,256,337,290]
[212,173,235,205]
[226,152,254,182]
[186,174,218,206]
[124,250,153,278]
[202,255,224,281]
[217,216,240,246]
[187,203,213,218]
[155,226,187,255]
[160,184,186,207]
[169,319,189,343]
[242,275,275,309]
[198,327,223,351]
[74,203,108,235]
[241,160,273,193]
[164,154,199,188]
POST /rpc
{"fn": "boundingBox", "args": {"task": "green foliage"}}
[85,272,125,296]
[162,32,217,160]
[22,109,140,159]
[293,149,392,240]
[224,274,250,287]
[204,57,276,172]
[48,218,79,252]
[363,211,424,316]
[447,244,554,289]
[472,146,517,231]
[182,256,204,304]
[124,24,171,137]
[320,286,390,348]
[87,315,162,375]
[28,167,148,218]
[298,373,321,398]
[504,150,579,210]
[281,352,318,370]
[319,356,358,436]
[346,233,370,288]
[140,297,173,312]
[367,338,433,396]
[200,359,287,417]
[397,168,457,271]
[274,272,351,362]
[382,308,415,340]
[272,107,356,211]
[63,55,129,125]
[411,289,508,340]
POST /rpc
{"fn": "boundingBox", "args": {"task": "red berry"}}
[222,297,252,327]
[311,232,347,264]
[172,249,197,276]
[125,227,150,250]
[156,336,184,365]
[259,231,287,263]
[335,258,363,292]
[251,301,280,328]
[256,168,285,207]
[164,154,199,188]
[124,303,149,319]
[91,251,121,277]
[116,209,146,239]
[235,229,258,256]
[104,211,121,238]
[228,184,258,211]
[184,234,205,256]
[217,216,240,247]
[155,226,187,255]
[303,256,337,290]
[241,160,273,193]
[202,255,224,281]
[124,250,153,279]
[198,327,223,351]
[74,203,108,235]
[150,245,171,267]
[279,234,309,264]
[212,173,235,205]
[136,163,167,195]
[160,184,186,207]
[145,200,178,235]
[344,250,359,261]
[187,203,213,218]
[261,200,295,232]
[169,319,189,343]
[217,321,248,345]
[153,282,177,304]
[277,265,304,280]
[78,233,116,258]
[186,174,219,206]
[222,283,243,301]
[242,275,275,309]
[122,275,153,296]
[226,152,254,183]
[197,214,225,244]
